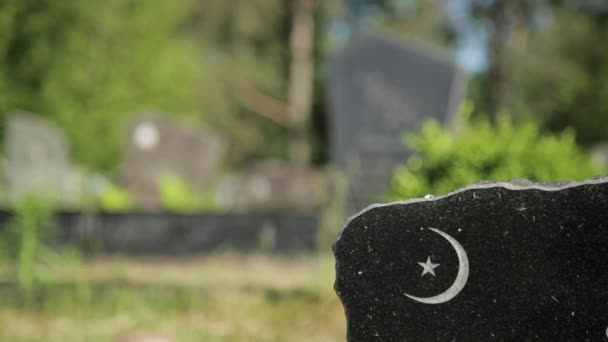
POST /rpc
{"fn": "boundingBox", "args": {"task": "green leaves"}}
[0,0,204,171]
[513,9,608,146]
[158,173,216,213]
[388,109,605,201]
[1,195,56,297]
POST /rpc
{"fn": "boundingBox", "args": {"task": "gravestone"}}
[591,142,608,167]
[216,161,328,213]
[121,115,225,208]
[5,111,82,203]
[329,32,465,213]
[334,177,608,341]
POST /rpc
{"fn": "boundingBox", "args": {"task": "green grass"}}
[0,253,345,341]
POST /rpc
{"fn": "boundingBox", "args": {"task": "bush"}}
[0,196,55,295]
[158,174,216,213]
[99,183,134,212]
[388,106,605,201]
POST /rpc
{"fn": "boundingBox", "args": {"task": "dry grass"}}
[0,253,346,341]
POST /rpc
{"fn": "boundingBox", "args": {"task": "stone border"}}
[0,211,319,255]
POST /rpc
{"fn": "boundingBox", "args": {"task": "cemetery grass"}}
[0,253,345,341]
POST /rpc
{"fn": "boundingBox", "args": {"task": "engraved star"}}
[417,256,440,277]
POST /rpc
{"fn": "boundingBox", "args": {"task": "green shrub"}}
[158,174,217,213]
[99,183,134,212]
[388,106,605,201]
[1,196,55,295]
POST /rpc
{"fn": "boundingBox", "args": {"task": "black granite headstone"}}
[334,177,608,341]
[329,32,465,213]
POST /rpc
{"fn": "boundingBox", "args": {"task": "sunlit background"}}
[0,0,607,341]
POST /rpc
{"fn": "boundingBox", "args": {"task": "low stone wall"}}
[0,211,319,255]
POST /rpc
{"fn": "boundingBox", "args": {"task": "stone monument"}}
[216,161,328,213]
[329,32,465,213]
[334,177,608,340]
[5,111,82,204]
[121,115,225,208]
[591,142,608,167]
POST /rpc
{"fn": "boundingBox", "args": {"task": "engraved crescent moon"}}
[404,228,469,304]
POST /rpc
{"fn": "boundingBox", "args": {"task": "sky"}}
[327,0,488,73]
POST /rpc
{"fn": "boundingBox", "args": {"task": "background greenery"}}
[0,0,204,172]
[2,0,607,175]
[388,103,605,200]
[0,254,344,341]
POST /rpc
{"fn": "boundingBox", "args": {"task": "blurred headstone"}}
[329,32,465,213]
[590,142,608,167]
[115,330,174,342]
[5,111,82,204]
[216,161,328,213]
[121,115,225,208]
[334,177,608,340]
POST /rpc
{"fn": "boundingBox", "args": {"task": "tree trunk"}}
[287,0,315,166]
[485,0,517,122]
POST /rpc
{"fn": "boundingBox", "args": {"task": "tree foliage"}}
[192,0,291,166]
[465,2,608,145]
[0,0,204,171]
[2,0,607,175]
[513,9,608,146]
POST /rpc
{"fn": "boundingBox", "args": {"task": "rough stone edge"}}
[335,176,608,245]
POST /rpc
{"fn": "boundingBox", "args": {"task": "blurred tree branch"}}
[219,62,290,128]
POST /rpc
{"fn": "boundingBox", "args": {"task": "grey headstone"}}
[334,177,608,341]
[329,32,465,213]
[216,161,328,213]
[590,142,608,167]
[5,111,82,203]
[121,115,226,208]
